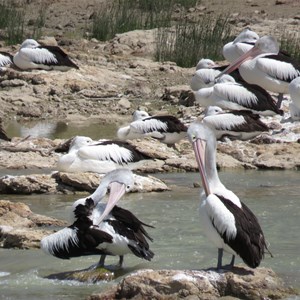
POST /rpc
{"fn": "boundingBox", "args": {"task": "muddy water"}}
[0,170,299,299]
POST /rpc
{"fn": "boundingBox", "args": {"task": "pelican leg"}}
[217,248,223,270]
[229,255,235,269]
[117,255,124,268]
[276,93,283,109]
[96,255,106,268]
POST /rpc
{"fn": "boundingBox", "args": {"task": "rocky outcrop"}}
[89,268,298,300]
[0,171,170,194]
[0,200,67,249]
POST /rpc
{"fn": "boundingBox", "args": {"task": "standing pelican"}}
[57,136,151,173]
[203,106,269,141]
[194,74,282,116]
[13,39,79,71]
[188,122,272,270]
[41,168,154,269]
[288,77,300,121]
[218,35,300,108]
[117,110,188,146]
[223,28,259,63]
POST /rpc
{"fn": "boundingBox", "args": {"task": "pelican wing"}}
[257,56,300,82]
[0,52,12,67]
[214,83,258,107]
[77,143,134,164]
[20,47,58,64]
[130,118,168,134]
[204,113,246,131]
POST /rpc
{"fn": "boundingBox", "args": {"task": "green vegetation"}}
[155,15,233,67]
[279,32,300,63]
[0,0,46,45]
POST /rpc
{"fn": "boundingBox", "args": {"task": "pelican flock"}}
[41,168,154,269]
[5,26,297,276]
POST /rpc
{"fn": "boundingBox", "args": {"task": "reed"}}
[279,31,300,63]
[155,14,233,68]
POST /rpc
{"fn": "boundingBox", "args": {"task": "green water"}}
[0,170,299,299]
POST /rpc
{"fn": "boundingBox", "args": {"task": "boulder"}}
[89,268,298,300]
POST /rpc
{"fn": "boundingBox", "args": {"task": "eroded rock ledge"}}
[88,268,298,300]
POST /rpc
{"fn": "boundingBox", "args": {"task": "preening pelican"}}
[203,106,269,140]
[223,28,259,63]
[13,39,79,71]
[117,110,188,146]
[188,122,272,270]
[194,74,282,116]
[218,35,300,108]
[57,136,151,173]
[41,168,154,269]
[289,77,300,121]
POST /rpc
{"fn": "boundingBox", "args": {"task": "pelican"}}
[194,74,282,116]
[288,77,300,121]
[41,168,154,269]
[223,28,259,63]
[57,136,151,173]
[117,110,188,146]
[0,51,13,69]
[203,106,269,141]
[218,35,300,108]
[191,59,222,90]
[13,39,79,71]
[188,122,272,270]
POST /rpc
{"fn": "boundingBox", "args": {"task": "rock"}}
[0,200,67,249]
[0,172,170,194]
[90,268,298,300]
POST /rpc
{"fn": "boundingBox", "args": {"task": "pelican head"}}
[20,39,40,49]
[188,122,216,196]
[96,168,134,224]
[216,35,279,79]
[233,28,259,44]
[196,58,218,70]
[132,110,149,121]
[204,106,224,117]
[69,136,94,152]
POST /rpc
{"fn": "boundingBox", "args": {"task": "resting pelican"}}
[194,74,282,116]
[203,106,269,141]
[13,39,79,71]
[188,122,272,270]
[117,110,188,146]
[223,28,259,63]
[57,136,151,173]
[218,35,300,108]
[288,77,300,121]
[0,51,13,70]
[41,168,154,269]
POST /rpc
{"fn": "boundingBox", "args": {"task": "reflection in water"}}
[0,170,300,299]
[5,119,119,140]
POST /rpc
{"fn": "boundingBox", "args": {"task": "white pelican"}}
[41,168,154,268]
[223,28,259,63]
[288,77,300,121]
[194,74,282,116]
[203,106,269,141]
[57,136,151,174]
[188,122,272,270]
[191,59,222,90]
[0,51,13,69]
[117,110,188,146]
[13,39,79,71]
[218,35,300,108]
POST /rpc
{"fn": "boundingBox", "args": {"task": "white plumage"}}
[0,52,12,69]
[13,39,79,71]
[222,28,259,62]
[289,77,300,121]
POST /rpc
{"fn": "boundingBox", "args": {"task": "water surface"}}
[0,170,299,299]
